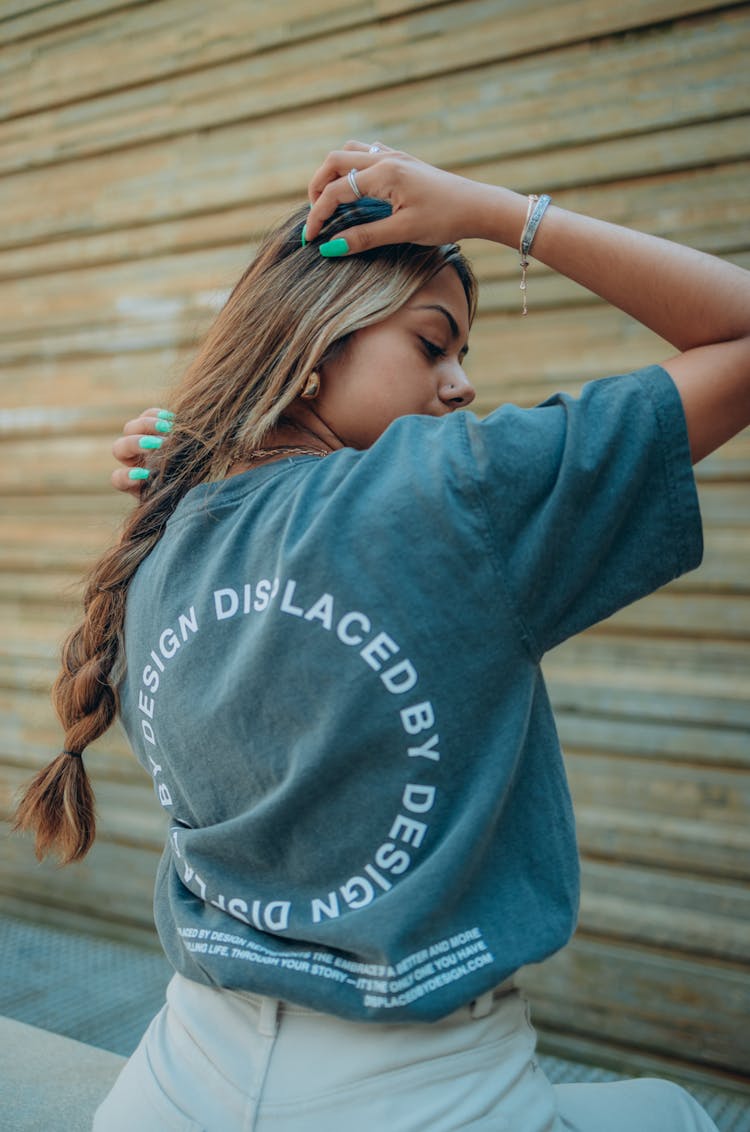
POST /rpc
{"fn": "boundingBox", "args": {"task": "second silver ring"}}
[347,168,363,199]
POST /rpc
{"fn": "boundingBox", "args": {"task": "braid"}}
[12,452,198,864]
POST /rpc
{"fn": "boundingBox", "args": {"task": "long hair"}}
[13,198,478,864]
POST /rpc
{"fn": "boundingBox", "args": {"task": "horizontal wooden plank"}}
[694,430,750,486]
[0,197,283,282]
[600,591,750,641]
[0,0,429,118]
[467,308,719,404]
[549,631,748,676]
[454,114,750,212]
[0,821,160,932]
[2,10,749,249]
[557,708,750,766]
[0,243,243,348]
[535,1029,750,1094]
[0,435,128,491]
[0,614,71,650]
[1,660,746,768]
[518,934,750,1073]
[572,751,746,851]
[0,253,745,495]
[0,572,87,605]
[0,1,154,46]
[0,523,121,570]
[0,0,732,174]
[0,365,183,431]
[0,891,160,950]
[3,393,745,505]
[7,751,748,956]
[0,493,130,519]
[0,571,95,608]
[576,806,750,880]
[696,482,750,527]
[578,859,750,962]
[570,733,750,882]
[0,654,58,695]
[546,651,750,729]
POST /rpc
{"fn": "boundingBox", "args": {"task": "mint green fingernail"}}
[129,467,150,481]
[319,238,349,258]
[154,418,173,433]
[301,223,307,248]
[157,409,174,419]
[139,435,163,450]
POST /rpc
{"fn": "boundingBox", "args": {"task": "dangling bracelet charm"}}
[519,193,551,316]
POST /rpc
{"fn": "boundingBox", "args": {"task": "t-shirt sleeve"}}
[461,364,703,658]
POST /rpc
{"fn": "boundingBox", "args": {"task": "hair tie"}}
[63,749,83,759]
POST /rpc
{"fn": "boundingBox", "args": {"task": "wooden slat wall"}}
[1,0,748,1086]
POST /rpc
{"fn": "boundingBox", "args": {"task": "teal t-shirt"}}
[119,365,702,1022]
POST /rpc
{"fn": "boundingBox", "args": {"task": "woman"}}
[15,142,748,1131]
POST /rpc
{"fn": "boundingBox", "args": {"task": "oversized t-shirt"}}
[119,365,702,1022]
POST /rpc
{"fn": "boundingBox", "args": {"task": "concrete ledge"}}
[0,1016,125,1132]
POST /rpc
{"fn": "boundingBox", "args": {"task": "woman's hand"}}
[111,408,172,495]
[304,141,519,253]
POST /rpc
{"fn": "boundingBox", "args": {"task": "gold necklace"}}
[244,444,329,462]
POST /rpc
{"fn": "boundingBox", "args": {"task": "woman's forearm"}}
[474,183,750,352]
[470,181,750,462]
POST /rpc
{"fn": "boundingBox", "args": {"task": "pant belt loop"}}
[258,996,280,1038]
[470,991,494,1019]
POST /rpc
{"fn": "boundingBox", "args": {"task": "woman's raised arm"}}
[305,143,750,463]
[525,206,750,463]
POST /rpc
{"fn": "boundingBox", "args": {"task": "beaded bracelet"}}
[519,193,551,316]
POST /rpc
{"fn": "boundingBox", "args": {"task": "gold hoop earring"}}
[301,371,320,399]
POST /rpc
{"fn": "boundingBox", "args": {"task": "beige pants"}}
[93,974,718,1132]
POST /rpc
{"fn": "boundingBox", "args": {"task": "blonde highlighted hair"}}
[14,198,477,863]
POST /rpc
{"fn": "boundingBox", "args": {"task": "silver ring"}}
[347,168,363,199]
[368,144,382,153]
